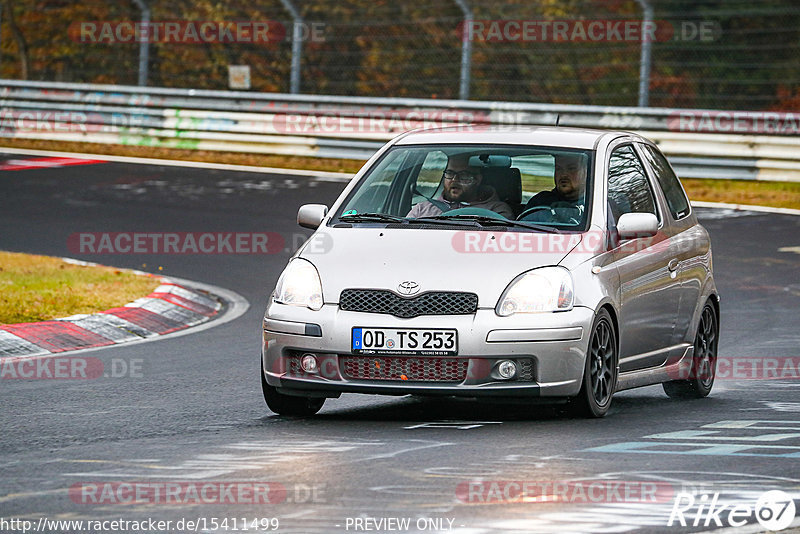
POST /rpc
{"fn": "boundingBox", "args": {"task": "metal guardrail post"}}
[454,0,472,101]
[279,0,303,94]
[636,0,653,107]
[131,0,150,87]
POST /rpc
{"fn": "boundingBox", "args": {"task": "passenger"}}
[407,155,514,218]
[525,153,587,210]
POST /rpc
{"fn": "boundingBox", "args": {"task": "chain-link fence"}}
[1,0,799,111]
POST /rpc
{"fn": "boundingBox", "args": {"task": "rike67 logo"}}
[668,490,796,531]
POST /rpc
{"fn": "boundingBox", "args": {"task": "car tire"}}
[663,302,718,399]
[571,308,618,418]
[261,367,325,416]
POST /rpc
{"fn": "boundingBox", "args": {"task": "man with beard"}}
[520,152,587,223]
[407,155,514,219]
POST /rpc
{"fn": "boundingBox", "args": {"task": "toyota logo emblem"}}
[397,281,420,295]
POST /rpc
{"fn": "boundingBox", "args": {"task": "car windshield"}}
[334,144,594,231]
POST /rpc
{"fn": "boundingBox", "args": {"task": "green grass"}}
[681,178,800,210]
[0,251,161,324]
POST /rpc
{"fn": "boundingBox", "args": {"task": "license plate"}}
[351,327,458,356]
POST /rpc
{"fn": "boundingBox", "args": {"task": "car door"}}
[606,141,682,372]
[637,142,707,351]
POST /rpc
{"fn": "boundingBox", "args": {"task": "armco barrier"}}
[1,79,799,181]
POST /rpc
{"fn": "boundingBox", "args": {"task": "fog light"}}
[301,353,318,373]
[497,360,517,380]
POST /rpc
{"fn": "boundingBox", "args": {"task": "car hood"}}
[299,227,583,306]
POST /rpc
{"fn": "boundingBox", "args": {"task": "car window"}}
[513,154,556,204]
[343,149,407,215]
[413,150,448,204]
[640,144,691,220]
[333,144,593,231]
[607,144,659,223]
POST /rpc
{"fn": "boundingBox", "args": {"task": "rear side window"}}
[512,154,555,203]
[607,144,659,223]
[640,144,690,219]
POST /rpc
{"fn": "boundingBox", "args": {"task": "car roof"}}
[394,126,628,150]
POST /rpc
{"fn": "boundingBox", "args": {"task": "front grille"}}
[340,356,468,382]
[339,289,478,318]
[516,358,535,381]
[287,355,304,376]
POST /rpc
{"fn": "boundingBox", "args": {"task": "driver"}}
[524,152,587,212]
[407,155,514,218]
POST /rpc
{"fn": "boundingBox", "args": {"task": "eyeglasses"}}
[442,169,477,184]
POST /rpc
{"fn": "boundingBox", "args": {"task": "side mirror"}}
[617,212,658,240]
[297,204,329,230]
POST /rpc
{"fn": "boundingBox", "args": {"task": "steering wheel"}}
[517,204,582,225]
[516,206,552,220]
[443,207,508,219]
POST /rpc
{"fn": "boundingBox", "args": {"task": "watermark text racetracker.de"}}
[668,111,800,135]
[69,481,325,505]
[70,232,280,255]
[0,110,107,134]
[669,356,800,381]
[271,109,490,135]
[67,232,332,255]
[457,480,675,504]
[0,357,143,380]
[450,229,676,255]
[69,20,327,44]
[461,19,720,43]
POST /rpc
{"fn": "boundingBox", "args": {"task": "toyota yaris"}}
[261,127,719,417]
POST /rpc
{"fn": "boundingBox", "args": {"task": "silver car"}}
[261,127,720,417]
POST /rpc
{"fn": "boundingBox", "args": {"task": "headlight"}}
[496,266,573,316]
[273,258,323,310]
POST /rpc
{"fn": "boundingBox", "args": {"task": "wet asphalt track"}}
[1,154,800,534]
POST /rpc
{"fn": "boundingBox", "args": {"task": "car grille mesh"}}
[516,358,534,381]
[340,356,468,382]
[287,356,304,376]
[285,354,533,382]
[339,289,478,318]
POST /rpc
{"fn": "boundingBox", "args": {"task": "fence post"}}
[131,0,150,87]
[279,0,303,94]
[636,0,653,107]
[453,0,472,100]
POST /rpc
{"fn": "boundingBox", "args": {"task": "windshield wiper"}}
[338,212,557,231]
[339,212,477,228]
[339,213,407,223]
[422,214,561,233]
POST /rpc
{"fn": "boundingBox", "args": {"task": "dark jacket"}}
[525,189,582,209]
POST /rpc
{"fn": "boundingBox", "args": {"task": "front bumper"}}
[262,302,596,398]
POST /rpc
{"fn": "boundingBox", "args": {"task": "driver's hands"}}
[550,202,582,223]
[551,207,575,223]
[517,203,582,224]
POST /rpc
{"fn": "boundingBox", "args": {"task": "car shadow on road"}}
[323,395,570,421]
[257,387,729,424]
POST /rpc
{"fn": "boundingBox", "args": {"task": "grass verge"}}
[0,251,161,324]
[1,139,799,210]
[0,139,366,174]
[681,178,800,210]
